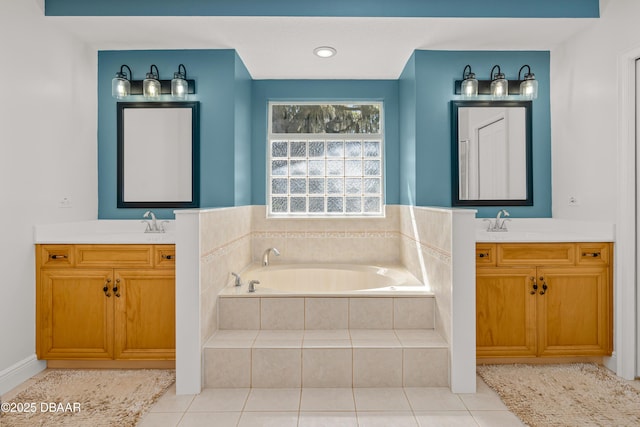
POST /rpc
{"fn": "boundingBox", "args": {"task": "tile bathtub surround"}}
[218,295,435,330]
[203,329,448,388]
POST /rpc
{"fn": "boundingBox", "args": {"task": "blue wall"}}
[250,80,400,206]
[98,48,551,219]
[400,50,552,218]
[46,0,599,18]
[98,49,251,219]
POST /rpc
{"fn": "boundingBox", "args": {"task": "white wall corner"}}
[0,355,46,396]
[450,209,477,393]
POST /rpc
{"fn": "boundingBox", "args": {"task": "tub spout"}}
[262,247,280,266]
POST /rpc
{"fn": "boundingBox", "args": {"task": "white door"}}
[477,117,508,199]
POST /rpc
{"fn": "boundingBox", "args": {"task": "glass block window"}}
[268,102,383,217]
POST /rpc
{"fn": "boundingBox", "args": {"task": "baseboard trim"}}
[0,355,46,396]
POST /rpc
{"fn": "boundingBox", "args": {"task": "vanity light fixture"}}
[454,64,540,100]
[461,64,478,97]
[143,64,161,99]
[314,46,337,58]
[490,65,508,99]
[171,64,189,99]
[111,64,196,99]
[111,64,133,99]
[518,64,538,100]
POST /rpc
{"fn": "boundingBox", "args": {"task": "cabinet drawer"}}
[75,245,153,268]
[39,245,74,268]
[476,244,496,266]
[155,245,176,268]
[577,243,611,266]
[497,243,575,266]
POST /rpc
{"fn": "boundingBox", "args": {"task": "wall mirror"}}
[451,100,533,206]
[117,101,200,208]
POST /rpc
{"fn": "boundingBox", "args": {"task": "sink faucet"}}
[248,280,260,293]
[142,210,167,233]
[484,209,510,232]
[262,247,280,266]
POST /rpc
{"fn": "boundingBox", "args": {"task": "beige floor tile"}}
[404,387,466,411]
[299,411,358,426]
[357,411,419,427]
[187,388,249,412]
[471,410,526,426]
[458,378,508,411]
[244,388,301,411]
[300,388,356,411]
[178,411,241,427]
[137,411,184,427]
[353,388,411,411]
[150,385,196,413]
[414,410,479,427]
[237,411,299,427]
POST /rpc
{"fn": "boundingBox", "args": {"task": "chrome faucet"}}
[262,247,280,266]
[248,280,259,293]
[231,272,242,287]
[484,209,510,232]
[142,210,167,233]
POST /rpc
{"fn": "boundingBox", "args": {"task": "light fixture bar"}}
[128,79,196,95]
[454,80,527,96]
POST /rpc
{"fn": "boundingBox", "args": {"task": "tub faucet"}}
[142,210,166,233]
[262,247,280,266]
[248,280,259,293]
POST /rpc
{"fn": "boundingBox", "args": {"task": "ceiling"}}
[46,15,597,79]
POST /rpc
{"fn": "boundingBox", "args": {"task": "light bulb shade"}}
[112,76,130,99]
[491,75,508,99]
[461,75,478,97]
[520,76,538,99]
[172,73,188,99]
[143,76,161,99]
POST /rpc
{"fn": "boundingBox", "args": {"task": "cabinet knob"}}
[478,252,489,258]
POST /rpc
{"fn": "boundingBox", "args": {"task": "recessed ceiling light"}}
[314,46,337,58]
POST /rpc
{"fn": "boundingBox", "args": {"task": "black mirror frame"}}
[117,101,200,209]
[451,100,533,207]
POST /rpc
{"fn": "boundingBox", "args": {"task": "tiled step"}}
[218,295,436,330]
[204,329,448,388]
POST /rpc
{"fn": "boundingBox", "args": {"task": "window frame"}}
[267,101,385,218]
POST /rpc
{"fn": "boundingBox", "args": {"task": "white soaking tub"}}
[219,263,430,296]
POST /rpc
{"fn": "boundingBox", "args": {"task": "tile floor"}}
[138,376,525,427]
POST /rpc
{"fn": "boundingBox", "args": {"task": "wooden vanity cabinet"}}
[476,242,612,359]
[36,244,175,365]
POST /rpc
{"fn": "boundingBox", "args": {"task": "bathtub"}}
[219,263,430,296]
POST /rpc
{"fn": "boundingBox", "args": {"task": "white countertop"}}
[475,218,615,242]
[33,220,175,244]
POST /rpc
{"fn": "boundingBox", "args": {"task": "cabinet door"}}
[537,267,611,356]
[476,267,537,357]
[113,269,176,360]
[39,269,113,359]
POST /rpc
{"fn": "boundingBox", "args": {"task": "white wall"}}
[551,0,640,220]
[551,0,640,379]
[0,0,97,394]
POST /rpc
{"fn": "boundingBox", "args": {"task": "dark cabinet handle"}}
[162,254,175,260]
[478,252,490,258]
[103,278,112,297]
[539,277,548,295]
[113,279,121,298]
[50,254,67,260]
